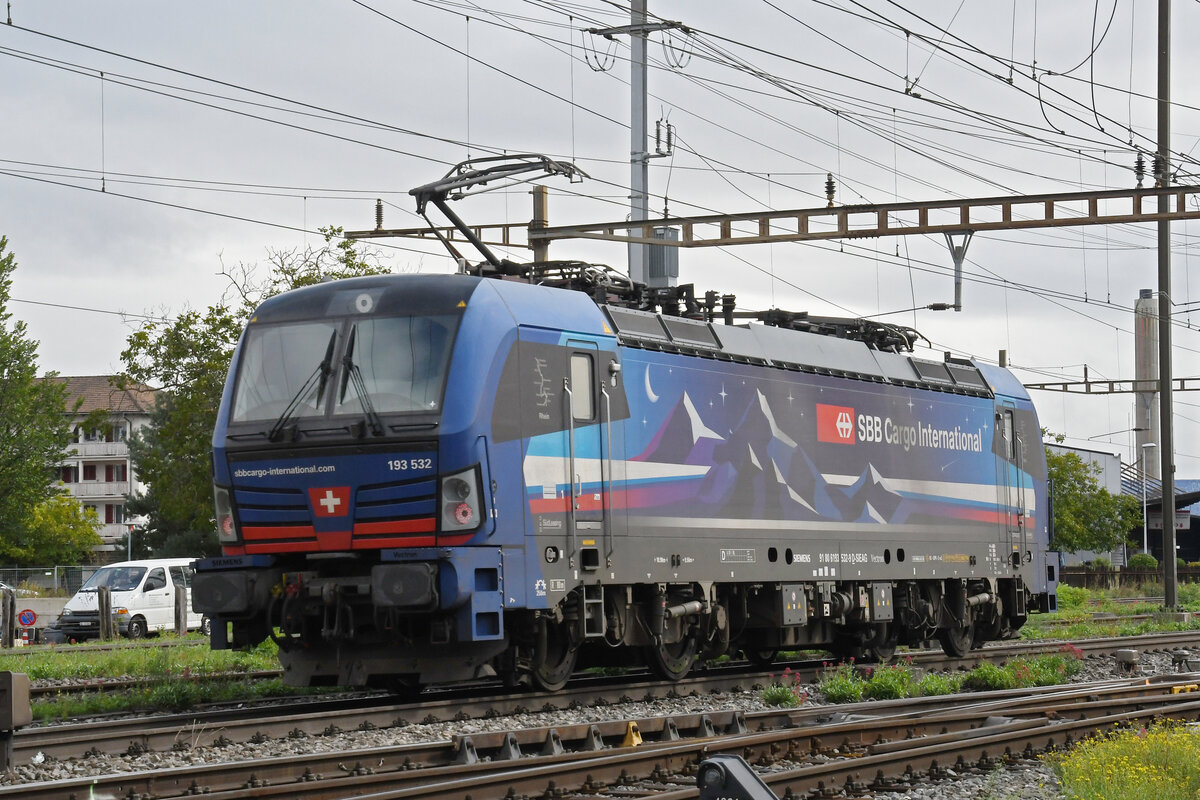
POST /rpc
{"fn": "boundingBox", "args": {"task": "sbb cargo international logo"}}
[816,404,855,445]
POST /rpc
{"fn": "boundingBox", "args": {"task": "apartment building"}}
[50,376,157,549]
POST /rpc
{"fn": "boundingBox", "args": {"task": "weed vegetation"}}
[760,667,808,707]
[0,636,277,682]
[1021,582,1200,641]
[0,637,333,720]
[1048,721,1200,800]
[801,648,1084,706]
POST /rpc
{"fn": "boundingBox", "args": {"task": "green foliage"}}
[1086,556,1112,570]
[1176,582,1200,611]
[816,651,1084,704]
[1127,552,1158,570]
[861,663,914,700]
[1177,557,1186,570]
[816,663,864,703]
[962,653,1082,691]
[760,667,807,707]
[33,677,330,721]
[961,661,1015,691]
[1044,432,1142,553]
[915,671,964,696]
[0,237,77,565]
[21,495,103,564]
[0,637,278,681]
[119,231,391,557]
[1055,584,1090,610]
[1049,722,1200,800]
[1012,651,1084,685]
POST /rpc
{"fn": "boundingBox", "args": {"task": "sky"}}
[3,1,1200,472]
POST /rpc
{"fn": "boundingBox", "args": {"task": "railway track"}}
[7,674,1200,799]
[14,630,1199,763]
[3,629,1194,799]
[24,627,1199,701]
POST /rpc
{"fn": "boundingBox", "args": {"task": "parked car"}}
[54,558,209,640]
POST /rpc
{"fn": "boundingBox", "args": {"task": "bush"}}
[760,667,807,707]
[1177,583,1200,611]
[1049,721,1200,800]
[1087,557,1113,570]
[1178,557,1186,570]
[1127,553,1158,570]
[817,663,864,703]
[915,671,964,696]
[862,663,915,700]
[1055,584,1090,610]
[961,661,1015,692]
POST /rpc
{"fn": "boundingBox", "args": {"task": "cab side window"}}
[144,568,167,592]
[169,566,189,587]
[570,353,594,421]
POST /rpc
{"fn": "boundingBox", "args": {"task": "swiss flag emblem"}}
[816,404,855,445]
[308,487,351,517]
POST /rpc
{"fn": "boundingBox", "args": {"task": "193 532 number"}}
[387,458,433,471]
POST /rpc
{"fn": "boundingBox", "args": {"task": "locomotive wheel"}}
[645,635,698,681]
[531,622,579,692]
[745,647,779,667]
[937,625,973,658]
[866,643,896,663]
[863,623,896,663]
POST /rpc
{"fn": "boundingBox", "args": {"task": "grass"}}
[1,637,338,720]
[806,648,1085,705]
[33,677,330,720]
[1021,582,1200,641]
[0,636,279,682]
[1047,721,1200,800]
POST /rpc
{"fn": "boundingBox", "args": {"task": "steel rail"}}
[7,676,1200,800]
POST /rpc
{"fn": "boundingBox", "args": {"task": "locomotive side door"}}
[565,340,606,571]
[997,404,1027,560]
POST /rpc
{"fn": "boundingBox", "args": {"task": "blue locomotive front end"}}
[193,273,617,687]
[197,276,497,685]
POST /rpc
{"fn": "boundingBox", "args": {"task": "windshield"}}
[232,315,458,423]
[231,322,341,423]
[81,566,146,592]
[333,315,457,415]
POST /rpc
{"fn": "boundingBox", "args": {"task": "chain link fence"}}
[0,566,97,596]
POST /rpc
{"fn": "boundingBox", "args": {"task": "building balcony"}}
[68,481,131,498]
[98,523,131,543]
[70,442,129,458]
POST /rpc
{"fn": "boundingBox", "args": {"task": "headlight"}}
[440,467,483,532]
[214,486,239,544]
[59,609,72,617]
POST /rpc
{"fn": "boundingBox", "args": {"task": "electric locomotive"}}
[193,264,1057,690]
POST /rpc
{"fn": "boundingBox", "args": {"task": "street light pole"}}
[1142,442,1158,555]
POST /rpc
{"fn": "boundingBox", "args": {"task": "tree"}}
[20,495,102,564]
[0,236,78,565]
[120,230,390,556]
[1044,432,1142,554]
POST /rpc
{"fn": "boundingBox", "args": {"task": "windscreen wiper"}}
[338,325,384,437]
[268,330,337,442]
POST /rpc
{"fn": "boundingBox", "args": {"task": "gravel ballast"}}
[3,649,1187,796]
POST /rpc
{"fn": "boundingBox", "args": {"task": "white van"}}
[55,558,208,640]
